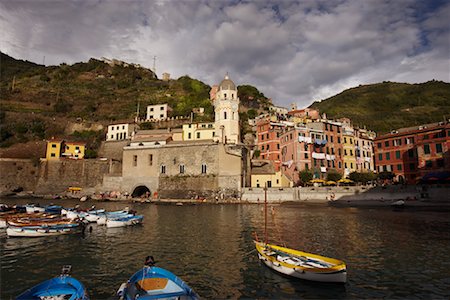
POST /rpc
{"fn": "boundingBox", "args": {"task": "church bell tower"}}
[213,74,240,144]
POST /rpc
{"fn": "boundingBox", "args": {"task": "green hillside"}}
[309,81,450,134]
[0,53,269,149]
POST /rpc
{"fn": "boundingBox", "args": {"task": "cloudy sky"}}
[1,0,449,107]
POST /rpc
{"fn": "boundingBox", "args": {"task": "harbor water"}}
[1,198,449,299]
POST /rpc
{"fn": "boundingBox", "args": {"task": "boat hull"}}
[106,215,143,228]
[16,275,88,300]
[255,241,347,283]
[6,226,80,237]
[118,266,198,300]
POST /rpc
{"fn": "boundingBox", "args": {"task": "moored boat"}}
[6,223,83,237]
[16,265,89,300]
[96,210,133,225]
[254,186,347,283]
[106,215,143,228]
[254,241,347,283]
[117,256,198,300]
[25,204,45,214]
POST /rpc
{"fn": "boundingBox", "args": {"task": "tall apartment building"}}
[374,122,450,184]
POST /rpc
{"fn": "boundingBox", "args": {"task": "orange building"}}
[374,122,450,184]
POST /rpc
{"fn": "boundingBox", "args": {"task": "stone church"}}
[103,75,249,199]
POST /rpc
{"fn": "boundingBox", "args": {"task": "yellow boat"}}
[254,185,347,283]
[254,241,347,283]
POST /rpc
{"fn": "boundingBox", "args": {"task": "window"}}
[160,106,164,110]
[160,114,164,118]
[408,149,415,158]
[111,135,114,139]
[197,132,200,139]
[436,143,443,153]
[397,164,402,171]
[350,150,353,156]
[338,137,341,143]
[149,115,153,119]
[409,163,415,171]
[188,133,191,139]
[344,149,347,155]
[385,141,389,147]
[51,153,56,157]
[386,153,390,160]
[277,144,280,149]
[52,144,56,148]
[161,165,166,174]
[201,164,207,174]
[350,139,353,144]
[330,136,334,143]
[395,150,401,159]
[122,125,125,129]
[224,111,227,119]
[378,154,383,161]
[305,153,309,159]
[149,154,153,166]
[350,163,353,169]
[179,164,185,174]
[338,162,342,168]
[345,162,348,168]
[133,155,137,167]
[150,108,154,112]
[377,142,382,148]
[424,144,430,154]
[305,163,309,169]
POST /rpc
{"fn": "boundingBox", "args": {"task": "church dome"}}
[219,75,236,91]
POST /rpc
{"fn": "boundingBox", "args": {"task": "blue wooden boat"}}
[16,265,89,300]
[117,256,198,300]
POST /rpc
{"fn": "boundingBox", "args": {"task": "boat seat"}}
[137,278,168,291]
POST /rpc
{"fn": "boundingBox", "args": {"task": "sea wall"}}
[241,185,450,204]
[35,159,110,195]
[0,158,40,192]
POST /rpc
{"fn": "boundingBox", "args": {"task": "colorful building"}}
[255,118,287,171]
[46,139,86,160]
[106,123,138,141]
[374,122,450,184]
[250,160,291,188]
[182,123,215,141]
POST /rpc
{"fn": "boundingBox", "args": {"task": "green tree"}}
[326,170,342,182]
[299,169,313,185]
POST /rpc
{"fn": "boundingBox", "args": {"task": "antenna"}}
[136,99,140,122]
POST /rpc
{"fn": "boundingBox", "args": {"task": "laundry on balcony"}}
[320,166,327,173]
[314,139,327,145]
[312,152,326,159]
[282,160,294,168]
[326,154,336,161]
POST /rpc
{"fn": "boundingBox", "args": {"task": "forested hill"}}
[0,52,269,149]
[309,81,450,134]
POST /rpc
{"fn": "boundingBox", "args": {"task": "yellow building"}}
[182,123,215,141]
[250,160,291,188]
[63,142,86,159]
[342,127,357,177]
[46,139,64,160]
[45,139,86,160]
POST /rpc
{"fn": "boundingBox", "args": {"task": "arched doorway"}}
[132,185,151,198]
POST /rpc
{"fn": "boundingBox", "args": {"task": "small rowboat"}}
[6,223,82,237]
[25,204,45,214]
[254,186,347,283]
[106,215,143,228]
[255,241,347,283]
[96,210,132,225]
[16,265,89,300]
[117,256,198,300]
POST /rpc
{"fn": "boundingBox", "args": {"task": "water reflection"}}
[1,199,449,299]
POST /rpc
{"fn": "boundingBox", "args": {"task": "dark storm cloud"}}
[1,0,448,107]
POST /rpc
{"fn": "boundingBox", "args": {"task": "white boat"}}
[25,205,45,214]
[96,210,132,225]
[254,186,347,283]
[66,210,87,220]
[106,215,143,228]
[6,225,81,238]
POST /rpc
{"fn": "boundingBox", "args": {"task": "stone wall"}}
[0,158,40,192]
[241,185,450,203]
[35,159,110,194]
[159,175,218,198]
[98,140,129,163]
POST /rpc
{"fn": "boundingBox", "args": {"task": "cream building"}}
[182,123,215,141]
[146,104,171,121]
[213,75,240,144]
[106,123,138,141]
